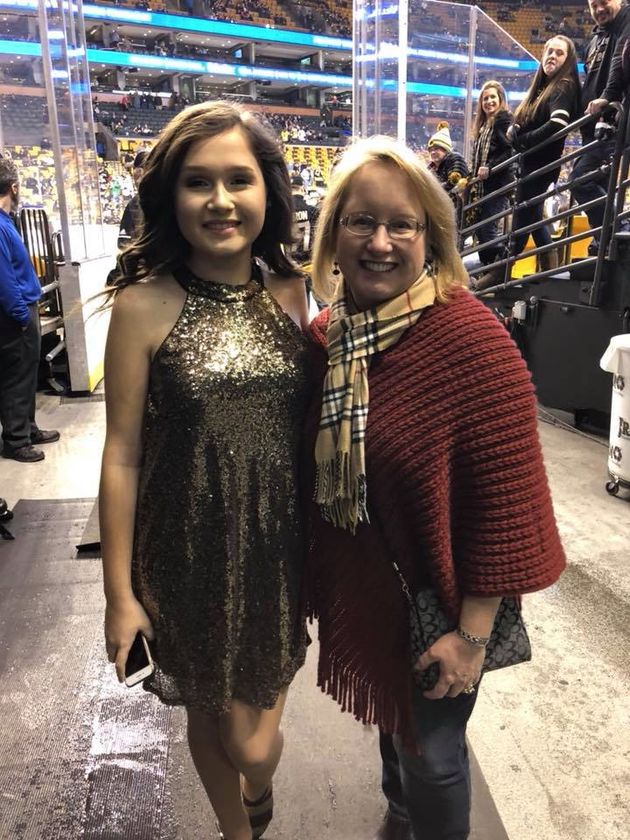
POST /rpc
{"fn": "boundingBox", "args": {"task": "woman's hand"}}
[505,123,520,142]
[477,166,490,180]
[415,631,485,700]
[105,596,154,683]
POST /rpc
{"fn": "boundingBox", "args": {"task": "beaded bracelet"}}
[456,626,490,647]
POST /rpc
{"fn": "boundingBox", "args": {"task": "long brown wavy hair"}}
[109,100,299,294]
[472,80,510,138]
[514,36,580,127]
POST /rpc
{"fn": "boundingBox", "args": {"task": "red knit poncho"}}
[304,288,566,742]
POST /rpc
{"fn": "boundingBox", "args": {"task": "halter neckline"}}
[173,262,263,302]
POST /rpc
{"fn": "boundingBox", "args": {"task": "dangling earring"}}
[332,261,341,276]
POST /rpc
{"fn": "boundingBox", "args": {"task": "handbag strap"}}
[368,506,419,613]
[390,557,417,611]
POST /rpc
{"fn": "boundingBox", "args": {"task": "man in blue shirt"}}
[0,158,59,462]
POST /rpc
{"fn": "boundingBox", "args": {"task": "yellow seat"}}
[565,213,592,260]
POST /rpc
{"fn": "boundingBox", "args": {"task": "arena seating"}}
[90,0,351,36]
[88,0,587,46]
[286,144,338,182]
[0,95,48,147]
[2,138,338,228]
[458,2,588,56]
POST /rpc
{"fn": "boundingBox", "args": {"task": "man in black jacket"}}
[571,0,630,248]
[117,151,147,249]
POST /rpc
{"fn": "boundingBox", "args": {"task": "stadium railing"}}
[460,103,630,307]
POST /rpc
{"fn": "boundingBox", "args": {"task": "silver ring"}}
[462,683,476,694]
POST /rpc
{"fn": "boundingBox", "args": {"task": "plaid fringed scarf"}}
[471,121,493,194]
[314,265,436,533]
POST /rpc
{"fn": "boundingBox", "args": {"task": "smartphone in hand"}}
[124,632,155,687]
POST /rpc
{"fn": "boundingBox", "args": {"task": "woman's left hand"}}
[415,631,485,700]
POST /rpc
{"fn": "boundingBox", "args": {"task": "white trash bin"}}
[600,333,630,496]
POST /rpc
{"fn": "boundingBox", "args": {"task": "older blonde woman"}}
[304,136,565,840]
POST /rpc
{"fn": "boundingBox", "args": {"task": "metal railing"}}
[459,103,630,306]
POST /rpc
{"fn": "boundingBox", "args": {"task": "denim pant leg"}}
[570,140,615,230]
[392,688,478,840]
[475,195,509,266]
[380,731,410,823]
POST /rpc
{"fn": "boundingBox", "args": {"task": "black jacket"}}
[514,79,580,170]
[430,151,470,191]
[582,4,630,137]
[117,194,142,249]
[598,27,630,104]
[472,109,515,194]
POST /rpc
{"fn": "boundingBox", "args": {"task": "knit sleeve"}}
[450,299,566,596]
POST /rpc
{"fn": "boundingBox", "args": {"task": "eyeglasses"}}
[340,213,426,240]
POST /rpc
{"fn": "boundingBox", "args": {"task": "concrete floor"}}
[0,392,629,840]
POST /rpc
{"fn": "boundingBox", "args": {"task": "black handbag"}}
[391,559,532,691]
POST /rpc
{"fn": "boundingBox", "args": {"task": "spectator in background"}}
[572,0,630,253]
[506,37,580,275]
[0,159,59,463]
[290,176,311,261]
[588,15,630,110]
[469,81,514,285]
[300,164,312,189]
[117,151,148,249]
[427,121,470,219]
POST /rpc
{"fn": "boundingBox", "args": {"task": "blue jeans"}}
[475,194,510,266]
[379,687,478,840]
[570,139,615,231]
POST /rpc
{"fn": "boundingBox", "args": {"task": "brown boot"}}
[373,811,413,840]
[471,264,505,291]
[539,249,559,272]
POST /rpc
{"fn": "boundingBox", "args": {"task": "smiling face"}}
[588,0,621,26]
[480,86,502,117]
[542,37,569,77]
[174,127,266,283]
[335,161,427,312]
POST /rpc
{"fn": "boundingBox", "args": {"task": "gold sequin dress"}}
[132,265,310,713]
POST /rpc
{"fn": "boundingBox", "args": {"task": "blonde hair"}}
[311,135,469,304]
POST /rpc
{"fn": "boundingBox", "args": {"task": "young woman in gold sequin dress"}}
[99,102,310,840]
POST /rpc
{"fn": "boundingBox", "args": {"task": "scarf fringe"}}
[314,454,369,533]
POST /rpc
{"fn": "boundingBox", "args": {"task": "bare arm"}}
[99,284,158,681]
[265,273,310,331]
